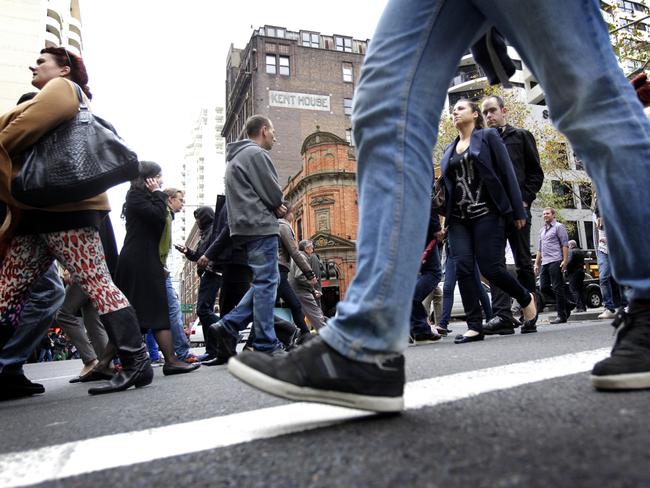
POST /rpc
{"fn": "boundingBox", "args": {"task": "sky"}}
[79,0,388,246]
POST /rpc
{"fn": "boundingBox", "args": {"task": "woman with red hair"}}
[631,72,650,117]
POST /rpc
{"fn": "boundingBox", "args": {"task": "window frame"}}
[342,63,354,83]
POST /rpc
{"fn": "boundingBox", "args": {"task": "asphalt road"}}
[1,313,648,488]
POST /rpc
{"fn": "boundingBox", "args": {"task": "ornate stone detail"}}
[301,131,347,155]
[310,195,336,207]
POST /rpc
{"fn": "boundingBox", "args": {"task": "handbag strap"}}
[71,82,88,112]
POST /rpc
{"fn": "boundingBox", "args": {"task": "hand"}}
[313,290,322,299]
[560,260,567,273]
[597,217,603,230]
[533,263,540,276]
[274,204,287,218]
[174,244,187,254]
[144,177,161,192]
[434,229,446,241]
[197,255,209,268]
[309,277,318,286]
[62,269,71,286]
[514,219,526,230]
[523,201,529,208]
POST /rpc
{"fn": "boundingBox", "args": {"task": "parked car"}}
[536,272,602,311]
[435,280,492,318]
[189,318,205,347]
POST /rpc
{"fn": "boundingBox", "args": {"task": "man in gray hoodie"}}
[209,115,287,358]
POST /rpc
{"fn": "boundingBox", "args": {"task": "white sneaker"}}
[598,309,617,319]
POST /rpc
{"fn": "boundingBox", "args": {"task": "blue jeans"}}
[0,264,64,375]
[410,246,442,334]
[598,251,628,311]
[439,253,492,329]
[221,236,281,352]
[322,0,650,361]
[145,329,160,361]
[166,275,190,360]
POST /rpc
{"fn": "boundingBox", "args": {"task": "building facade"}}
[222,26,368,185]
[284,131,358,315]
[0,0,83,112]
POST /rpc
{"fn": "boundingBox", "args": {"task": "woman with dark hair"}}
[440,99,536,344]
[0,47,153,395]
[115,161,199,376]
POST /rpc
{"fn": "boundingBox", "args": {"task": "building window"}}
[296,217,303,241]
[265,54,276,74]
[342,63,353,83]
[315,209,331,232]
[551,180,576,209]
[279,55,290,75]
[335,36,353,52]
[344,98,353,116]
[345,128,355,147]
[578,183,593,209]
[265,26,285,38]
[301,31,319,48]
[265,55,290,76]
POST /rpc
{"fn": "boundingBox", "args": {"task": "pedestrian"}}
[594,200,627,319]
[162,188,200,364]
[0,47,153,396]
[534,208,572,324]
[481,95,543,335]
[227,1,650,408]
[209,115,288,359]
[300,240,324,307]
[441,99,537,344]
[278,205,318,341]
[176,203,221,362]
[290,239,327,332]
[566,240,586,313]
[115,162,199,377]
[38,332,54,362]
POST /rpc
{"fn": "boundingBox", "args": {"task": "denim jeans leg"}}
[321,0,489,361]
[166,275,190,359]
[476,0,650,301]
[145,329,160,361]
[222,237,280,351]
[598,251,615,311]
[0,264,64,376]
[440,254,457,328]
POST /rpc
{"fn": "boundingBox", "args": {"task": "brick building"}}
[222,25,368,185]
[178,222,201,327]
[284,131,358,315]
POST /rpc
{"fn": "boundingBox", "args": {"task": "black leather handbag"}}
[12,83,139,207]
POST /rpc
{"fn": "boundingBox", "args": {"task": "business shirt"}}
[538,219,569,265]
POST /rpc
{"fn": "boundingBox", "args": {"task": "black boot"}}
[88,307,153,395]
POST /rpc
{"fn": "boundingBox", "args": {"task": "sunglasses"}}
[59,47,73,67]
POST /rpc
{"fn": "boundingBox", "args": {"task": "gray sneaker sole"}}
[591,372,650,390]
[227,357,404,413]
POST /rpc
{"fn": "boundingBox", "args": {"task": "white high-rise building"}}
[0,0,83,112]
[169,106,226,277]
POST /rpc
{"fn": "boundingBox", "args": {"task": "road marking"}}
[0,348,609,487]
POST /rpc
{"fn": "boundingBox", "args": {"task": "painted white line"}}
[0,348,609,487]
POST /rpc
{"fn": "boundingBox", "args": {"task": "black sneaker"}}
[591,306,650,390]
[483,316,516,336]
[227,336,405,412]
[208,322,237,361]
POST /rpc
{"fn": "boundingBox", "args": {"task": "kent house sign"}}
[269,90,330,112]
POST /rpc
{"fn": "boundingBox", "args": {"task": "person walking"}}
[566,240,586,313]
[0,47,152,396]
[227,1,650,408]
[481,95,544,335]
[210,115,288,359]
[115,162,199,376]
[290,240,327,332]
[534,208,572,324]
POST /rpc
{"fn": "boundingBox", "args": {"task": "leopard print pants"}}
[0,227,130,328]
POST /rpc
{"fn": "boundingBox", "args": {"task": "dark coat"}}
[440,128,526,222]
[204,196,248,267]
[499,125,544,206]
[185,205,216,274]
[115,188,169,331]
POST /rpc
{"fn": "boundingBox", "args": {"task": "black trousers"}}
[567,269,585,310]
[540,261,570,319]
[197,271,222,358]
[490,207,536,320]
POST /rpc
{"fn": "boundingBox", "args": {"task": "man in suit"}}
[481,95,544,335]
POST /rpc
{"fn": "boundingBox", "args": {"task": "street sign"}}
[181,304,194,314]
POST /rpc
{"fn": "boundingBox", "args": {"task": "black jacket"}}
[499,125,544,206]
[566,248,585,274]
[185,205,217,273]
[440,129,527,222]
[203,196,247,267]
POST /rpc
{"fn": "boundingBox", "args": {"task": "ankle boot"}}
[88,307,153,395]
